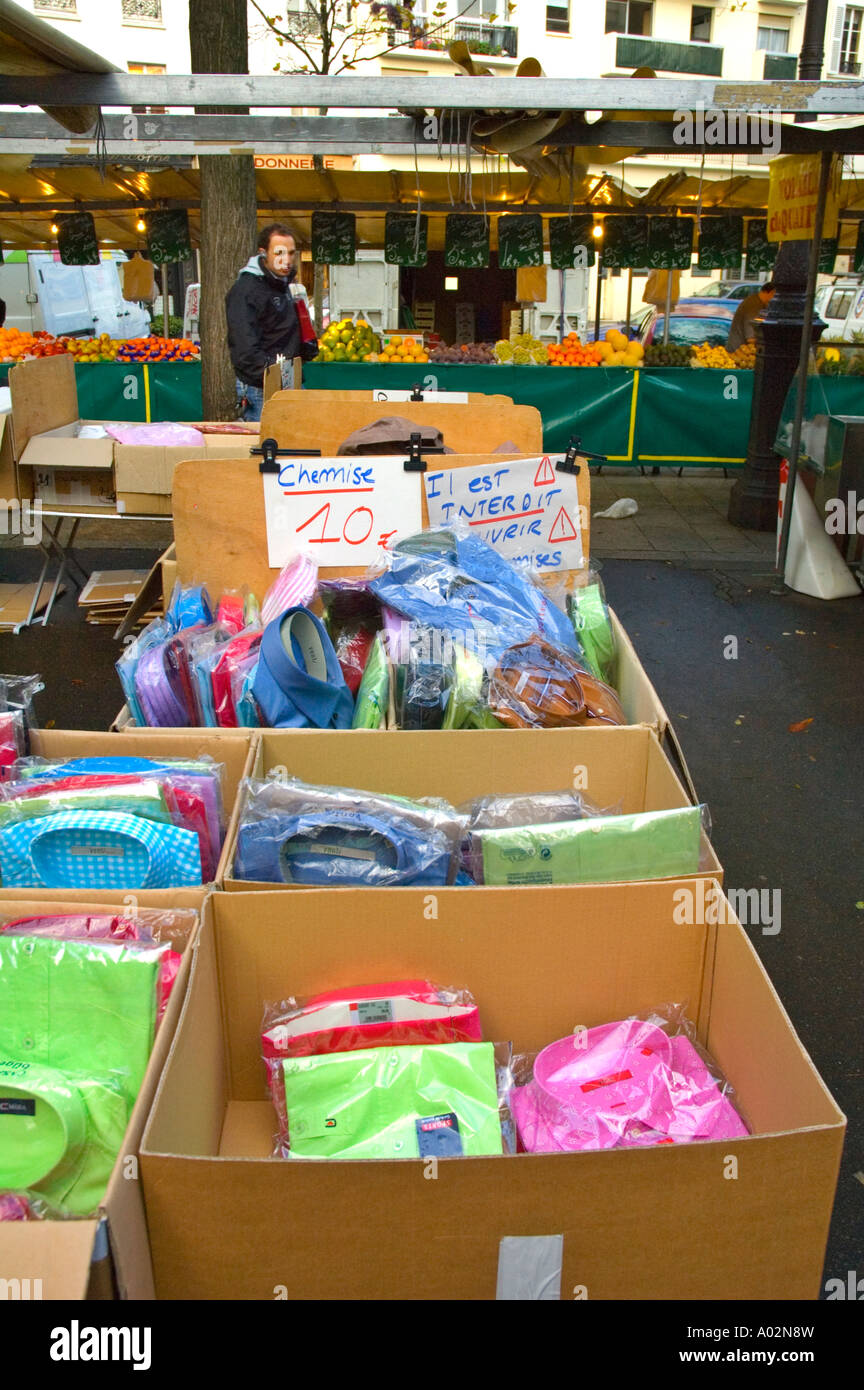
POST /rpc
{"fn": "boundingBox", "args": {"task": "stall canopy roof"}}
[0,0,118,135]
[2,154,864,252]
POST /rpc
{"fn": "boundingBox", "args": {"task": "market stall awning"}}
[0,0,119,135]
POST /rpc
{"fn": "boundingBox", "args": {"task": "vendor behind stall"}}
[726,282,775,353]
[226,223,315,421]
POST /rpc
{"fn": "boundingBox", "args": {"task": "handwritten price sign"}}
[424,456,585,571]
[263,455,423,568]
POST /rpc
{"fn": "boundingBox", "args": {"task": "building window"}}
[34,0,77,12]
[127,61,166,114]
[756,23,789,52]
[690,5,712,43]
[546,3,569,33]
[831,6,864,75]
[122,0,163,23]
[605,2,653,37]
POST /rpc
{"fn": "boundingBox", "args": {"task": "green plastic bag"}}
[567,582,616,685]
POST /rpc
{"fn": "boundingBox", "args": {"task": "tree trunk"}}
[189,0,257,419]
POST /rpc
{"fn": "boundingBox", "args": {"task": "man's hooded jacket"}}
[225,255,303,387]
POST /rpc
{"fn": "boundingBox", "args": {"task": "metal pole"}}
[662,268,673,345]
[796,0,830,124]
[594,252,603,342]
[625,268,633,335]
[161,264,168,337]
[776,151,833,581]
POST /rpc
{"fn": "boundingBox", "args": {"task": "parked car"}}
[686,280,762,301]
[641,302,736,347]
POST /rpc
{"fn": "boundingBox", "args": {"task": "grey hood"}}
[239,254,296,285]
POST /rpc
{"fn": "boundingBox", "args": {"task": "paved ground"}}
[0,475,860,1296]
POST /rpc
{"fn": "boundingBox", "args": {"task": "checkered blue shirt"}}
[0,810,203,890]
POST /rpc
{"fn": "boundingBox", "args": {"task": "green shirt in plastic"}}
[283,1041,503,1160]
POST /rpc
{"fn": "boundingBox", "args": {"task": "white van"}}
[0,250,151,338]
[816,276,864,341]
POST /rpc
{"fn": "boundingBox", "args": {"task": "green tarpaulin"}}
[304,362,755,465]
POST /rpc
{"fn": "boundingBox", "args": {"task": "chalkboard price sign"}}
[312,212,357,266]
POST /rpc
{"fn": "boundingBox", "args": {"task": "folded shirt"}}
[282,1041,503,1160]
[0,934,164,1109]
[474,806,704,886]
[235,809,453,887]
[0,1058,130,1217]
[0,810,203,889]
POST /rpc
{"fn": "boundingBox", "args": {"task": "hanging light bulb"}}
[50,221,59,235]
[136,217,146,233]
[592,223,604,239]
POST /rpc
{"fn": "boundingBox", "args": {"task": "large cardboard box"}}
[140,884,845,1300]
[0,729,256,905]
[0,892,202,1299]
[8,355,255,516]
[222,726,718,891]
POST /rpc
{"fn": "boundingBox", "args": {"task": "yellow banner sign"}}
[254,155,356,171]
[767,154,839,242]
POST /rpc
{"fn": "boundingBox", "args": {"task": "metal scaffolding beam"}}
[1,72,864,113]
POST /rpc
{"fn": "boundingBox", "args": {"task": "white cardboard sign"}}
[371,389,469,404]
[424,455,584,571]
[263,455,423,568]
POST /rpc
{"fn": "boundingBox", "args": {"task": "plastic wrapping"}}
[165,580,213,631]
[8,755,226,879]
[506,1010,749,1153]
[458,788,616,881]
[116,618,173,727]
[566,572,617,685]
[0,1058,132,1216]
[0,673,43,729]
[470,804,709,886]
[105,423,204,448]
[186,623,233,727]
[351,632,390,730]
[215,590,245,635]
[212,628,263,728]
[261,553,318,625]
[0,906,195,1028]
[368,528,583,665]
[0,710,25,783]
[0,933,165,1109]
[233,776,466,887]
[319,579,382,694]
[487,639,626,729]
[262,979,482,1137]
[280,1041,505,1160]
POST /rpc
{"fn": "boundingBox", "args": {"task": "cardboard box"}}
[9,355,257,517]
[0,729,256,904]
[0,893,202,1299]
[222,726,718,891]
[140,883,845,1300]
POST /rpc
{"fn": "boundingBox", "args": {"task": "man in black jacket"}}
[225,223,313,420]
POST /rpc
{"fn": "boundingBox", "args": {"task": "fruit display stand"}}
[303,362,755,468]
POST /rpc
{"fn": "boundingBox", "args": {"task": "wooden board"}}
[9,355,78,458]
[258,398,542,456]
[171,454,591,599]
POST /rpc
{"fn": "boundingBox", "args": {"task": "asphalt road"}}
[0,540,861,1297]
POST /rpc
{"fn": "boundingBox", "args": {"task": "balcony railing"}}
[389,18,518,59]
[762,50,797,79]
[615,33,723,77]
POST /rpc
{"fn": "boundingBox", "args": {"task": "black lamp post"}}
[727,0,830,530]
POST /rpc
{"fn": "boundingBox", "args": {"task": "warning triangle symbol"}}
[548,506,578,543]
[533,456,557,487]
